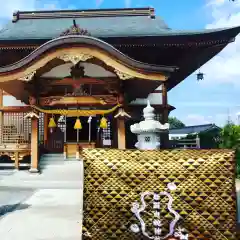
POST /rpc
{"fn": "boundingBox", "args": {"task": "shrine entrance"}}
[66,116,98,143]
[45,127,64,153]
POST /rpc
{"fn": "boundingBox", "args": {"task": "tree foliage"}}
[220,121,240,178]
[219,122,240,150]
[168,117,185,129]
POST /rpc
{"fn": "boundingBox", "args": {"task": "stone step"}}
[40,158,64,163]
[41,154,64,158]
[39,154,65,169]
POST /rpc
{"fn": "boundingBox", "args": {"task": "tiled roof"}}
[0,8,171,40]
[0,7,237,40]
[169,124,220,135]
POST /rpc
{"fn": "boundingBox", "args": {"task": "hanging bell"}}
[74,118,82,130]
[100,116,108,129]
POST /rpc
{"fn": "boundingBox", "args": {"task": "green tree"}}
[219,122,240,150]
[168,117,185,129]
[219,121,240,178]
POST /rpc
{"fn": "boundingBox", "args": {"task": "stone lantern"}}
[130,101,169,150]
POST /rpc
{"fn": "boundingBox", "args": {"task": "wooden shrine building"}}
[0,7,239,171]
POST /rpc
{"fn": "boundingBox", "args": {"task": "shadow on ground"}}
[0,204,30,217]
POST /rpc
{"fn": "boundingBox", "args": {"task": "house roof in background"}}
[169,124,220,135]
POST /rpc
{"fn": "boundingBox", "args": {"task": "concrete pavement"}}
[0,161,83,240]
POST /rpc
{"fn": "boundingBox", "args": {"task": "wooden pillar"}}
[161,83,170,148]
[30,117,39,173]
[43,113,48,146]
[64,144,68,160]
[111,115,118,148]
[117,118,126,149]
[0,89,3,144]
[14,151,19,170]
[96,116,103,148]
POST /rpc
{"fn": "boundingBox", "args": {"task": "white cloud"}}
[0,0,35,19]
[181,110,240,126]
[96,0,104,7]
[125,0,131,8]
[183,114,213,125]
[0,0,63,23]
[201,0,240,85]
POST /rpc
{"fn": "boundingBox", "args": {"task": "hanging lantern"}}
[100,116,108,129]
[48,117,56,133]
[74,118,82,130]
[196,70,204,81]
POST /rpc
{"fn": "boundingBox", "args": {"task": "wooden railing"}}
[170,137,200,149]
[0,144,31,169]
[0,108,32,169]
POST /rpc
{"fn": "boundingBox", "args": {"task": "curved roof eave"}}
[0,35,177,74]
[0,24,239,40]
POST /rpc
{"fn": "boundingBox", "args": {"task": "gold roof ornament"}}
[114,108,131,118]
[58,53,93,65]
[114,69,135,80]
[60,19,91,36]
[19,71,36,81]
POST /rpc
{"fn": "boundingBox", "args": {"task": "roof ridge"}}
[171,123,215,130]
[12,7,155,22]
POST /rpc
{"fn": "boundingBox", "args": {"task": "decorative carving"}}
[28,96,37,105]
[58,53,93,65]
[19,71,36,81]
[24,111,39,119]
[40,96,106,106]
[114,69,135,80]
[70,62,85,78]
[130,183,187,240]
[60,19,91,36]
[114,108,131,119]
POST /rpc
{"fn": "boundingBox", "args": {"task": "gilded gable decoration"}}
[58,53,93,65]
[114,69,135,80]
[60,19,91,36]
[19,71,36,81]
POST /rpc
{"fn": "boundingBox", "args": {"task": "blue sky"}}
[0,0,239,126]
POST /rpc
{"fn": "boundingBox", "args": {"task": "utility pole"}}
[237,112,240,125]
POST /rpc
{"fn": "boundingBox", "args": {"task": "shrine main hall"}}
[0,7,239,172]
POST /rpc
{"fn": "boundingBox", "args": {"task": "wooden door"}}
[45,127,64,153]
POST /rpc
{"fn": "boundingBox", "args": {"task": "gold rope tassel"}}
[48,117,57,128]
[100,116,108,129]
[74,118,82,130]
[32,104,122,117]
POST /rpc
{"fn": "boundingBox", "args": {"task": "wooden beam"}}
[29,117,39,173]
[0,89,3,144]
[0,89,3,107]
[0,106,31,112]
[162,83,168,123]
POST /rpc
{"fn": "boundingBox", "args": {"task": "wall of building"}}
[129,85,162,105]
